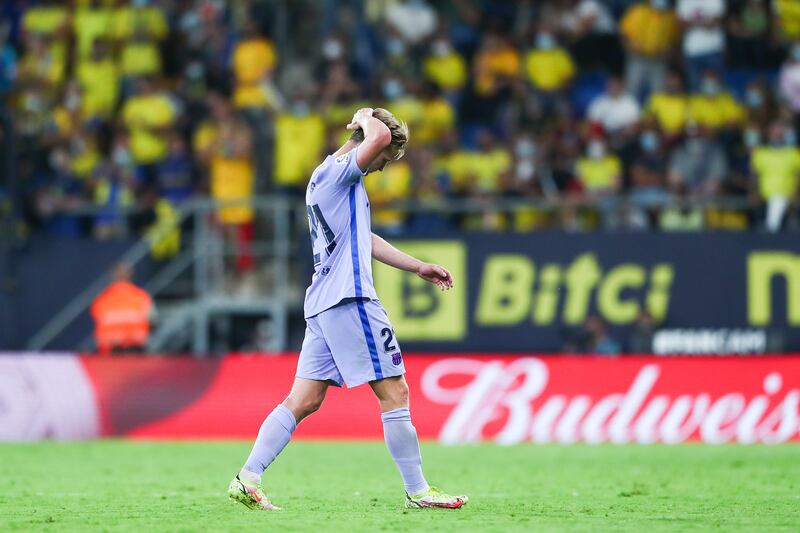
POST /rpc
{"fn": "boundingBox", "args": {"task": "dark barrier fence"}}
[0,238,141,349]
[372,233,800,353]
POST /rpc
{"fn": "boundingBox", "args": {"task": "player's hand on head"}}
[346,108,374,131]
[416,263,454,291]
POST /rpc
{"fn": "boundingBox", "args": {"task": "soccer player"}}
[228,108,468,510]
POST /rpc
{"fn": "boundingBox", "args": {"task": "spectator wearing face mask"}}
[274,95,326,197]
[668,122,728,199]
[743,79,776,128]
[644,70,690,139]
[687,70,745,133]
[422,37,467,97]
[677,0,726,91]
[630,128,671,211]
[619,0,680,99]
[574,136,622,227]
[523,29,575,94]
[750,122,800,231]
[522,29,575,122]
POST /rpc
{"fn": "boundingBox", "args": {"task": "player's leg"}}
[230,316,340,510]
[229,378,328,510]
[242,378,328,476]
[371,376,468,509]
[370,375,428,492]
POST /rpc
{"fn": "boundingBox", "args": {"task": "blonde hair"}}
[349,108,409,159]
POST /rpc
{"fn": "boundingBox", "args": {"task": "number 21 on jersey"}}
[307,204,336,267]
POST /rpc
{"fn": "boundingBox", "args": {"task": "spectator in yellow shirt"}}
[473,32,520,97]
[21,0,68,66]
[76,40,119,120]
[381,76,424,138]
[210,113,256,272]
[462,131,512,230]
[620,0,680,98]
[364,158,412,233]
[114,0,167,79]
[645,70,690,138]
[751,122,800,231]
[415,83,456,147]
[522,30,575,93]
[575,138,622,196]
[422,37,467,96]
[687,71,745,132]
[774,0,800,42]
[522,30,575,121]
[18,34,65,87]
[73,0,114,60]
[574,137,622,227]
[274,97,326,195]
[121,78,177,170]
[232,21,278,110]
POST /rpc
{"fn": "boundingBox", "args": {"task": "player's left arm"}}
[371,233,454,290]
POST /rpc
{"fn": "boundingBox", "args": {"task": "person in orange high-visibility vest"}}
[90,263,154,354]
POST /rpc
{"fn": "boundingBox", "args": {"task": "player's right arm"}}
[346,108,391,172]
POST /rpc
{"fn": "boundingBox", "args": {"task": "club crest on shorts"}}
[391,353,402,366]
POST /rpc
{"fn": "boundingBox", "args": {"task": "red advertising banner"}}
[2,354,799,443]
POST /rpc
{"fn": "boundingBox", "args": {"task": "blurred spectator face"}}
[768,123,787,146]
[585,315,607,337]
[640,130,661,153]
[700,72,721,96]
[535,31,556,50]
[431,38,452,57]
[242,20,260,40]
[477,130,496,150]
[607,77,623,98]
[290,96,311,116]
[382,77,404,100]
[665,73,683,94]
[745,82,765,109]
[207,92,230,121]
[322,36,344,61]
[743,125,762,149]
[386,37,406,58]
[514,135,536,159]
[587,138,607,159]
[136,78,155,95]
[64,81,82,112]
[168,134,186,155]
[91,40,110,61]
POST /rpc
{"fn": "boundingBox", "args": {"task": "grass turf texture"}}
[1,442,798,532]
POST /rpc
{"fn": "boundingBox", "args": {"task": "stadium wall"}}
[2,353,799,444]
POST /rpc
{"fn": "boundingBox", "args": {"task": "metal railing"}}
[27,197,294,354]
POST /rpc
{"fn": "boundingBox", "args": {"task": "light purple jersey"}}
[303,148,378,318]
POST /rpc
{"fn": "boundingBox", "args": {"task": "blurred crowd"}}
[2,0,800,243]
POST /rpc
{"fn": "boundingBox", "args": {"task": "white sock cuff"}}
[381,407,411,423]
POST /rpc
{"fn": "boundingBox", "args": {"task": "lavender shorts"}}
[297,299,405,388]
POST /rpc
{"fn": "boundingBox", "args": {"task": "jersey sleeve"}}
[331,148,366,186]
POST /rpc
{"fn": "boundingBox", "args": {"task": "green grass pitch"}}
[1,441,798,532]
